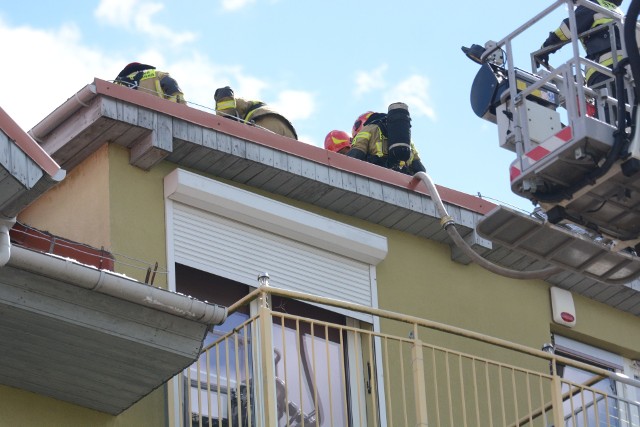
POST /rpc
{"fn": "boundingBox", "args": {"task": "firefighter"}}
[347,110,426,175]
[214,86,298,140]
[114,62,186,104]
[537,0,624,87]
[324,130,351,154]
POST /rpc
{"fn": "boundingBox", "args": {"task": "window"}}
[165,169,388,426]
[177,265,252,426]
[557,355,619,427]
[270,295,349,427]
[188,311,251,424]
[554,336,624,427]
[177,265,357,426]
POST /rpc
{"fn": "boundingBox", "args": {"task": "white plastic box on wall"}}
[550,287,576,328]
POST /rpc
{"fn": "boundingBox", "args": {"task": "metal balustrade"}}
[177,284,640,427]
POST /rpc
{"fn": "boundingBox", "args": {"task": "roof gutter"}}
[29,82,98,143]
[0,217,15,267]
[5,245,227,326]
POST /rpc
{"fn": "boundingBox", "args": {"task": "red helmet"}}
[352,111,374,137]
[324,130,351,153]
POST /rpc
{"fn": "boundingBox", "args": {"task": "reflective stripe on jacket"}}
[549,0,622,59]
[116,69,186,104]
[216,97,298,139]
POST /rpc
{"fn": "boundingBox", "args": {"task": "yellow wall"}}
[107,145,173,288]
[6,144,173,426]
[9,139,640,426]
[0,385,166,427]
[372,223,640,358]
[18,144,111,249]
[554,293,640,358]
[18,143,172,287]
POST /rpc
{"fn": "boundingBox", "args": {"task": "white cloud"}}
[384,74,436,121]
[94,0,196,46]
[0,15,308,137]
[164,56,279,113]
[235,76,269,100]
[0,19,123,129]
[176,66,313,124]
[354,64,387,96]
[221,0,257,11]
[94,0,136,25]
[269,90,315,121]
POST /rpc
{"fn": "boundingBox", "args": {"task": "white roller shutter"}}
[165,169,388,322]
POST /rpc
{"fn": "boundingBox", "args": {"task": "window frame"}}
[164,168,390,426]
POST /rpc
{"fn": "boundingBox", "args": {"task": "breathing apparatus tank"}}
[387,102,412,164]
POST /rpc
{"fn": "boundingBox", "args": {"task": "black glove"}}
[536,33,560,68]
[214,86,234,101]
[347,148,367,160]
[410,159,426,173]
[390,163,409,174]
[535,52,550,68]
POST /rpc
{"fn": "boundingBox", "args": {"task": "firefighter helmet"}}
[324,130,351,153]
[352,111,374,137]
[116,62,155,78]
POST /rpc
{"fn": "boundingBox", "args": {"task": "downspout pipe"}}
[413,172,562,280]
[0,217,16,267]
[7,245,227,325]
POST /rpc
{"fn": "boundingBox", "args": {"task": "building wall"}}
[554,294,640,359]
[375,226,640,357]
[8,141,640,426]
[109,141,637,357]
[3,144,173,426]
[18,144,111,250]
[0,385,166,427]
[0,384,113,427]
[304,205,640,359]
[107,144,173,288]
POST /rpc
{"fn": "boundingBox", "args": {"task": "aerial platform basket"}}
[465,0,640,263]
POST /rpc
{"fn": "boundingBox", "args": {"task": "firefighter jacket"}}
[349,123,425,175]
[215,96,298,140]
[115,68,186,104]
[542,0,623,83]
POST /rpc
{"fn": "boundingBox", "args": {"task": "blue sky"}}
[0,1,631,212]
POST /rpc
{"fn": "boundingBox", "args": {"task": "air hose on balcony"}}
[273,334,324,427]
[413,172,562,280]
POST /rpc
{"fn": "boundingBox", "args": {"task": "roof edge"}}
[0,106,63,179]
[29,83,97,144]
[90,78,496,216]
[6,245,227,325]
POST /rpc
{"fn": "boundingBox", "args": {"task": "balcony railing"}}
[177,280,640,427]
